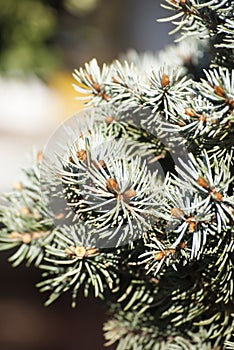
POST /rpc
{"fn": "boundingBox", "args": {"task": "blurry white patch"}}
[0,77,60,134]
[0,77,63,191]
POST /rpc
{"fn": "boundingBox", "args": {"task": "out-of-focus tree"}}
[0,0,58,77]
[0,0,101,78]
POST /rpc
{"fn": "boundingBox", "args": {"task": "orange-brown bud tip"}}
[171,207,184,219]
[77,149,87,161]
[13,182,23,191]
[185,107,196,117]
[197,176,210,189]
[75,246,86,258]
[214,85,226,98]
[123,189,137,201]
[22,233,32,244]
[106,178,119,194]
[188,221,197,233]
[211,190,223,202]
[37,151,43,162]
[161,74,170,88]
[105,116,114,124]
[86,248,99,256]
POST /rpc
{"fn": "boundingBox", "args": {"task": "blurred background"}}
[0,0,172,349]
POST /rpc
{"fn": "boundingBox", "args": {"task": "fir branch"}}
[73,58,113,105]
[0,1,233,347]
[0,155,56,266]
[159,0,234,67]
[103,307,217,350]
[175,151,234,232]
[37,224,120,307]
[143,66,192,117]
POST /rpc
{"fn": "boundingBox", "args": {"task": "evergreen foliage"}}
[0,0,99,76]
[0,0,233,348]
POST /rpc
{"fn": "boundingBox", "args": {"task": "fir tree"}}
[0,0,233,349]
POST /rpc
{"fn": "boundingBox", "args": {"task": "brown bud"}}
[151,277,160,284]
[197,176,210,190]
[20,207,30,215]
[93,83,101,92]
[75,246,86,258]
[185,107,196,117]
[65,246,76,256]
[106,178,119,194]
[37,151,43,162]
[188,220,197,233]
[211,189,223,202]
[85,248,99,256]
[22,233,32,244]
[102,93,111,101]
[214,85,226,98]
[9,231,22,239]
[77,149,87,162]
[123,189,137,202]
[171,207,184,219]
[55,212,65,220]
[69,156,75,164]
[13,182,23,191]
[180,242,187,249]
[154,251,165,261]
[161,74,170,88]
[178,119,185,126]
[32,232,41,240]
[105,116,114,124]
[98,160,106,168]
